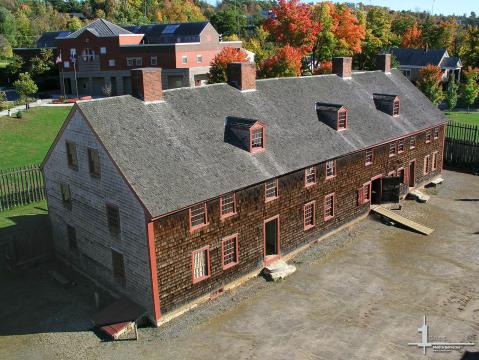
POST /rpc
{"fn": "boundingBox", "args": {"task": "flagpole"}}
[73,59,79,99]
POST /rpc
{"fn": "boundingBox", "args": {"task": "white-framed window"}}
[196,54,203,64]
[393,99,400,116]
[251,128,264,150]
[389,142,397,157]
[108,59,115,67]
[401,68,411,78]
[325,160,336,179]
[192,247,210,283]
[220,193,236,218]
[135,57,142,66]
[63,61,70,68]
[182,55,188,64]
[222,234,239,270]
[337,110,347,130]
[398,138,405,153]
[127,58,134,67]
[150,56,157,66]
[265,179,278,202]
[433,127,439,140]
[324,193,335,221]
[410,136,416,149]
[189,203,208,230]
[365,148,373,165]
[100,47,107,54]
[303,201,316,230]
[425,130,432,143]
[305,166,316,186]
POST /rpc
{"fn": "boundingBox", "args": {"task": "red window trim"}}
[249,123,266,153]
[425,130,432,143]
[325,160,336,180]
[265,178,279,203]
[263,215,280,264]
[365,148,374,166]
[324,193,335,221]
[410,136,416,149]
[219,193,236,220]
[397,166,405,184]
[304,166,317,187]
[303,201,316,230]
[397,138,405,153]
[432,151,438,170]
[388,142,397,157]
[191,246,211,284]
[362,182,371,204]
[392,98,400,117]
[388,170,396,176]
[433,127,439,140]
[423,155,431,175]
[337,108,348,131]
[189,202,209,232]
[221,233,239,270]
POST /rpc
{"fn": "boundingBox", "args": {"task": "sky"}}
[332,0,478,16]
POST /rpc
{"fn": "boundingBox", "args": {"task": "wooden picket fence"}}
[0,165,45,211]
[444,122,479,166]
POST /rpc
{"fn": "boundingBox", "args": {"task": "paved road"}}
[0,170,478,360]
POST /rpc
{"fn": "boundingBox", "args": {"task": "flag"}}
[55,53,62,64]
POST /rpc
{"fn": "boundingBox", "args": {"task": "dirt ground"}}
[1,169,478,360]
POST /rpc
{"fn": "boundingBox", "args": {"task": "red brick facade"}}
[131,68,163,102]
[152,125,445,314]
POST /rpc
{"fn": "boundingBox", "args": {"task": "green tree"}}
[67,16,83,31]
[459,26,479,68]
[6,54,24,81]
[417,64,444,106]
[14,72,38,109]
[210,9,246,37]
[462,69,479,112]
[0,6,16,46]
[445,76,459,111]
[30,49,54,80]
[243,27,276,64]
[0,91,7,110]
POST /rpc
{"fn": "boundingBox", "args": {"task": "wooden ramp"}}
[371,206,434,236]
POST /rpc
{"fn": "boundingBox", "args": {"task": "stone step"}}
[263,260,297,282]
[407,189,430,203]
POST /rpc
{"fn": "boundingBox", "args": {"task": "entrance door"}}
[381,176,401,203]
[264,216,280,262]
[371,177,382,205]
[409,160,416,187]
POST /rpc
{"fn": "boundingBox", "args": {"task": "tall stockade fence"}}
[0,165,45,211]
[444,122,479,166]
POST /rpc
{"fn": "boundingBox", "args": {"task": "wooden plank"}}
[371,206,434,235]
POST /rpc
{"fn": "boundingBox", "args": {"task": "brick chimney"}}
[227,62,256,91]
[131,68,162,102]
[376,54,391,73]
[332,57,352,78]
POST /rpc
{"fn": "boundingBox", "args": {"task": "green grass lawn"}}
[445,111,479,126]
[0,106,71,169]
[0,200,47,229]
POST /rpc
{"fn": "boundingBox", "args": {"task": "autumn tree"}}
[400,21,422,48]
[417,64,444,106]
[160,0,206,23]
[459,26,479,68]
[462,68,479,112]
[243,27,276,64]
[208,47,250,84]
[263,0,320,54]
[259,45,302,78]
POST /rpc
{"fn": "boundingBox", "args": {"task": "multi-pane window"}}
[433,127,439,140]
[398,138,405,153]
[182,55,188,64]
[304,201,315,230]
[326,160,336,179]
[432,152,438,170]
[265,179,278,201]
[65,141,78,169]
[363,183,371,203]
[337,110,347,130]
[190,203,207,230]
[305,166,316,186]
[61,183,72,208]
[251,127,264,150]
[196,54,203,64]
[192,247,210,283]
[397,168,405,184]
[106,204,121,234]
[111,249,125,285]
[393,99,400,116]
[222,235,238,269]
[88,148,101,177]
[127,58,134,66]
[67,224,77,250]
[220,193,236,218]
[389,142,397,157]
[424,155,431,174]
[324,193,335,221]
[365,148,373,165]
[150,56,157,65]
[425,131,432,143]
[410,136,416,149]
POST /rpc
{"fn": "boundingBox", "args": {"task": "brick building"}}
[14,19,243,95]
[41,54,447,325]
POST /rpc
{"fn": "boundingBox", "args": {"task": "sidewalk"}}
[0,99,73,117]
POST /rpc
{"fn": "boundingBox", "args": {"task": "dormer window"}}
[225,117,265,153]
[373,93,400,117]
[316,103,348,131]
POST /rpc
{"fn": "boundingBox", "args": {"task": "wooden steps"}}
[371,206,434,235]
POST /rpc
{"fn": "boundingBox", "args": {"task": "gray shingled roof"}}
[391,48,446,67]
[76,70,447,217]
[66,18,133,38]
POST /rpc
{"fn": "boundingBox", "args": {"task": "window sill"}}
[324,215,334,222]
[389,154,396,158]
[325,175,336,180]
[398,150,404,154]
[192,274,210,284]
[265,196,278,203]
[190,223,209,233]
[220,212,236,221]
[365,162,373,166]
[222,261,239,271]
[304,224,315,231]
[305,182,316,188]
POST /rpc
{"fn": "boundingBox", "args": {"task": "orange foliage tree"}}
[259,45,303,78]
[400,21,422,48]
[208,47,250,83]
[263,0,321,54]
[417,64,444,105]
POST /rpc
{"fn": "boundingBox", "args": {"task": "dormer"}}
[315,103,348,131]
[225,117,265,153]
[373,94,400,117]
